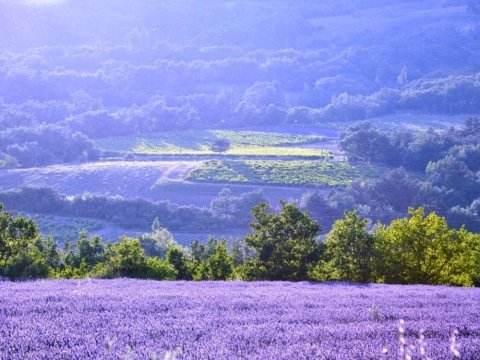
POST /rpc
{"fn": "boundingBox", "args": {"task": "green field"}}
[187,160,381,187]
[96,130,329,158]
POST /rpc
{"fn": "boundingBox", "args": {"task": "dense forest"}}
[0,0,479,167]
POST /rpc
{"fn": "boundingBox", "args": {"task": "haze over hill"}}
[1,5,480,357]
[0,0,479,242]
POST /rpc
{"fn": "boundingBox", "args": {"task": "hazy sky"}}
[22,0,67,6]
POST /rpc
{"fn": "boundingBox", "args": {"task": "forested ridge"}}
[0,0,479,167]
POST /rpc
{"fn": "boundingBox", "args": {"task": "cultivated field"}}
[0,280,479,359]
[95,130,330,158]
[188,160,380,187]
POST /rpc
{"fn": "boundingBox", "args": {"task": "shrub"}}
[145,257,177,280]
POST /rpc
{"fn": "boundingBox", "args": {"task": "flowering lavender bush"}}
[0,280,479,359]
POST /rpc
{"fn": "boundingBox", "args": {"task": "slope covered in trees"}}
[0,1,478,167]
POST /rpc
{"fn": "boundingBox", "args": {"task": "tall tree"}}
[0,203,38,266]
[311,211,374,283]
[243,202,321,281]
[374,208,480,285]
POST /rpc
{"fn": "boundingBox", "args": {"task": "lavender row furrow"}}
[0,280,479,359]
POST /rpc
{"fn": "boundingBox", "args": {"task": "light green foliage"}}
[194,241,234,280]
[374,208,480,286]
[95,130,328,158]
[190,160,248,183]
[145,257,177,280]
[310,211,374,283]
[189,160,378,186]
[213,130,325,147]
[242,202,321,281]
[0,204,38,266]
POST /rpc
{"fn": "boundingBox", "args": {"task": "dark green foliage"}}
[427,144,480,203]
[339,122,393,164]
[310,211,374,283]
[2,246,50,280]
[210,139,230,153]
[63,231,105,271]
[0,187,219,232]
[77,232,105,269]
[166,247,193,280]
[243,202,321,281]
[0,125,99,168]
[109,237,147,278]
[339,122,454,171]
[34,237,62,269]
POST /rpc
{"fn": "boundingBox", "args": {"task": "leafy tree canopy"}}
[243,202,321,281]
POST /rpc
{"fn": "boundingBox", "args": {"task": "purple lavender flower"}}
[0,280,479,359]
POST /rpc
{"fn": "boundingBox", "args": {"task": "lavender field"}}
[0,280,479,359]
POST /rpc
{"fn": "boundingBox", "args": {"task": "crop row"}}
[187,160,379,187]
[1,280,478,359]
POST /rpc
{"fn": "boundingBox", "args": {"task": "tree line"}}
[322,117,480,232]
[1,201,478,286]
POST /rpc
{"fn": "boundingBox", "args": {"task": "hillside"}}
[0,0,478,242]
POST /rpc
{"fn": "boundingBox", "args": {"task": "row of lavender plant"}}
[0,280,479,359]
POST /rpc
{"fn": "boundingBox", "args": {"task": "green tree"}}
[145,257,178,280]
[166,247,193,280]
[210,139,230,154]
[0,203,38,267]
[194,241,233,280]
[243,202,321,281]
[109,237,147,278]
[3,246,50,280]
[34,236,62,269]
[374,208,479,285]
[76,231,105,269]
[310,211,374,283]
[189,240,206,262]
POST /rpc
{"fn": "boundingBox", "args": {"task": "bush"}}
[2,247,50,280]
[145,257,177,280]
[109,237,147,278]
